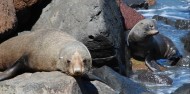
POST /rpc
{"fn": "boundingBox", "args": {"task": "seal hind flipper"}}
[0,62,23,81]
[0,54,27,81]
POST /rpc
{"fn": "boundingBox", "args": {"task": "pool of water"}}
[133,0,190,94]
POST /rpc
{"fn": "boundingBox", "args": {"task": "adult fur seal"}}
[126,19,181,71]
[0,29,92,81]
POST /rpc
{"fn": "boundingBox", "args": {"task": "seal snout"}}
[69,51,85,76]
[73,66,83,76]
[147,30,159,35]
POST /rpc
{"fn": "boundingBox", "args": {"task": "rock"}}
[0,0,49,43]
[32,0,131,76]
[145,0,156,6]
[152,15,175,26]
[172,83,190,94]
[153,15,190,30]
[131,58,166,72]
[177,54,190,67]
[13,0,40,11]
[123,0,148,9]
[15,0,52,33]
[137,71,173,85]
[175,19,190,30]
[0,0,16,33]
[92,66,153,94]
[181,32,190,52]
[117,0,145,30]
[0,71,116,94]
[0,0,17,42]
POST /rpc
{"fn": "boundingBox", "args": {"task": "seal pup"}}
[126,19,181,71]
[0,29,92,81]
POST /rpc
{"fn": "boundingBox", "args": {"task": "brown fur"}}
[0,28,92,76]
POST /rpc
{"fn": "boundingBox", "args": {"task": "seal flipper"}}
[145,55,161,72]
[0,62,23,81]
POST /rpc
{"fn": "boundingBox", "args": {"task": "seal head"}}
[58,41,92,76]
[127,19,159,45]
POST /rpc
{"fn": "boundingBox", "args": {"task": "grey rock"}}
[32,0,131,76]
[137,71,173,85]
[92,66,153,94]
[153,15,190,30]
[177,54,190,67]
[0,71,116,94]
[175,19,190,30]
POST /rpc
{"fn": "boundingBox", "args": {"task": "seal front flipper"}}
[0,62,23,81]
[145,55,161,72]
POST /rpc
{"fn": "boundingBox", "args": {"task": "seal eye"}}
[67,60,71,64]
[83,59,87,63]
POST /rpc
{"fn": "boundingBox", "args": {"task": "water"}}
[146,67,190,94]
[133,0,190,94]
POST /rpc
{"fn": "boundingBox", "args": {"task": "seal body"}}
[0,29,92,81]
[127,19,181,71]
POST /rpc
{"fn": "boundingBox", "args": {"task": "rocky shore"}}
[0,0,189,94]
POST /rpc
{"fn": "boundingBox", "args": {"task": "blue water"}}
[134,0,190,94]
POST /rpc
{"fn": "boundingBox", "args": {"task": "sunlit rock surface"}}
[0,71,116,94]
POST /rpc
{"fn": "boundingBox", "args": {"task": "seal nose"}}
[73,67,82,75]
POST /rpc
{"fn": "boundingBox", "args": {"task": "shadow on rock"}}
[75,78,98,94]
[92,66,153,94]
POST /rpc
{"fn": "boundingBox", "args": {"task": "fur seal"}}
[0,29,92,81]
[126,19,181,71]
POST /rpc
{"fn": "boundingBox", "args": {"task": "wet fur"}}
[127,19,181,71]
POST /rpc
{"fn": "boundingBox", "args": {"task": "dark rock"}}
[0,0,51,43]
[0,71,116,94]
[177,54,190,67]
[92,66,153,94]
[32,0,132,76]
[123,0,148,9]
[137,71,173,85]
[172,83,190,94]
[175,19,190,30]
[153,15,190,30]
[15,0,52,33]
[181,32,190,52]
[152,15,175,26]
[117,0,145,30]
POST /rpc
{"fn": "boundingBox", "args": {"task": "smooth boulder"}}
[0,71,115,94]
